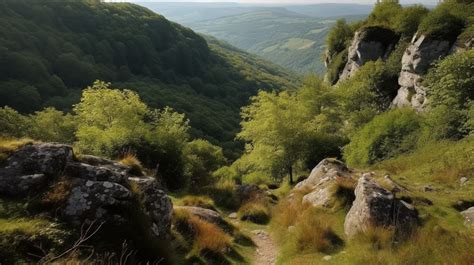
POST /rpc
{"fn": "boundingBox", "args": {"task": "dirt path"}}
[249,229,277,265]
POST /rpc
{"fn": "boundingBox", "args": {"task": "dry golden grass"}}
[0,137,34,162]
[180,195,216,210]
[173,208,231,255]
[191,215,231,254]
[293,212,343,254]
[119,153,143,176]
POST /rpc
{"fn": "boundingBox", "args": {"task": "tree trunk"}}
[288,165,294,184]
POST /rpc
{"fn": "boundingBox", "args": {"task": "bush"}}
[0,107,30,138]
[344,109,422,166]
[29,107,76,143]
[418,4,465,41]
[335,60,399,131]
[423,50,474,139]
[183,139,226,187]
[326,19,353,57]
[393,5,429,37]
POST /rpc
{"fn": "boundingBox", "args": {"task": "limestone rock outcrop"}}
[391,34,453,110]
[344,175,418,237]
[0,143,74,196]
[0,143,173,239]
[339,27,399,81]
[292,158,355,208]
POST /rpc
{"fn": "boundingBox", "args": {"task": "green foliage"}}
[183,139,226,187]
[344,109,422,167]
[29,108,76,143]
[392,5,429,37]
[335,60,399,131]
[418,3,466,40]
[423,50,474,139]
[326,19,353,58]
[325,49,348,85]
[0,1,295,158]
[74,81,148,157]
[236,76,345,183]
[0,107,30,138]
[366,1,402,28]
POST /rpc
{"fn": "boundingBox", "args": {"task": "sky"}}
[105,0,439,4]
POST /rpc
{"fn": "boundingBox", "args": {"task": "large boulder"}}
[129,177,173,237]
[391,34,453,110]
[339,27,399,81]
[0,143,74,196]
[292,159,355,208]
[344,175,418,237]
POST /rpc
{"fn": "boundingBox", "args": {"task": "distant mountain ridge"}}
[139,2,370,74]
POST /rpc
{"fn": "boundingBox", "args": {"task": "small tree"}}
[74,81,148,157]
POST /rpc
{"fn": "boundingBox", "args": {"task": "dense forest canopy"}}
[0,0,295,159]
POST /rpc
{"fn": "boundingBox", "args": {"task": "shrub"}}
[326,19,353,57]
[344,109,422,167]
[418,4,465,41]
[335,60,399,131]
[423,50,474,139]
[29,107,76,143]
[0,107,30,138]
[183,139,226,187]
[392,5,429,37]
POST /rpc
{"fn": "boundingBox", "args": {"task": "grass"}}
[376,138,474,185]
[178,195,217,211]
[270,137,474,264]
[0,137,34,162]
[173,207,232,259]
[238,200,271,224]
[0,218,51,235]
[119,153,144,176]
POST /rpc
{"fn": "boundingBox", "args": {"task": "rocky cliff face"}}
[339,27,399,82]
[391,34,453,110]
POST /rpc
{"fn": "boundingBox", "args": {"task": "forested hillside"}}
[141,2,368,74]
[0,0,295,158]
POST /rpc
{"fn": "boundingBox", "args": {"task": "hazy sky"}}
[106,0,438,5]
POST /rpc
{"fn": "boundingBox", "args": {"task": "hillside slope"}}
[140,2,367,74]
[0,0,295,158]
